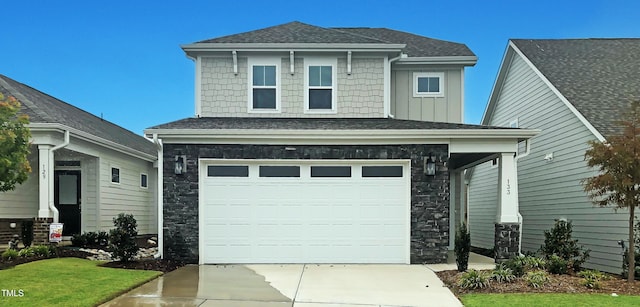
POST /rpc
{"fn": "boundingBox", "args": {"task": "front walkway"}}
[101,253,495,307]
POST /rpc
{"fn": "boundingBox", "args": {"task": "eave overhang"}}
[396,56,478,66]
[181,43,406,57]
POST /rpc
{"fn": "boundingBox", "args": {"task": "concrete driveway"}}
[101,264,463,307]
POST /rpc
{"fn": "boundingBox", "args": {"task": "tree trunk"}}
[629,204,636,282]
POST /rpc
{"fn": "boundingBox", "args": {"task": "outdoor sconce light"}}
[9,222,16,229]
[174,155,187,175]
[424,153,436,176]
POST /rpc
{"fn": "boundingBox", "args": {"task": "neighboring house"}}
[467,39,640,273]
[145,21,537,264]
[0,74,158,244]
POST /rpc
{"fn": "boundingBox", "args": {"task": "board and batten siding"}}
[99,148,156,234]
[391,66,463,123]
[199,56,384,118]
[468,52,628,273]
[0,148,39,218]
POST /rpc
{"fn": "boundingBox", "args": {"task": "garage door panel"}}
[201,161,409,264]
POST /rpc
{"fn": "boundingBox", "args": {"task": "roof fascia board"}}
[30,123,156,162]
[182,43,406,51]
[481,43,514,125]
[509,41,606,142]
[396,56,478,66]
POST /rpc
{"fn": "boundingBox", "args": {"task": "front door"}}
[55,170,81,236]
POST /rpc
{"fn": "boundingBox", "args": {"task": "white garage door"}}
[199,160,410,264]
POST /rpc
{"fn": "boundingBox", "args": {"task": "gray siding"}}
[468,52,628,273]
[0,148,38,218]
[391,66,463,123]
[199,56,384,118]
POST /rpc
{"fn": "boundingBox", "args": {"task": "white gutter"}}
[514,139,531,255]
[385,53,406,118]
[49,130,70,222]
[396,55,478,66]
[152,134,163,259]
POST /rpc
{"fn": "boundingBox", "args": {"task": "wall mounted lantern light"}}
[424,153,436,176]
[174,155,187,175]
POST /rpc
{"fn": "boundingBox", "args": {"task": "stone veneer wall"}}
[162,144,449,264]
[0,218,27,244]
[32,217,53,245]
[494,223,520,261]
[199,56,384,118]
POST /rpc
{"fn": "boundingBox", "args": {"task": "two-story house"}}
[145,22,538,265]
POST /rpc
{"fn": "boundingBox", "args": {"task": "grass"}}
[462,293,640,307]
[0,258,161,307]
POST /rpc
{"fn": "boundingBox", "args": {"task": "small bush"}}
[540,220,590,272]
[17,247,35,257]
[501,255,544,277]
[523,256,546,270]
[578,269,609,289]
[32,245,51,257]
[492,266,516,283]
[458,269,491,289]
[97,231,109,246]
[2,249,19,260]
[547,254,569,275]
[109,213,139,262]
[21,220,33,248]
[455,222,471,272]
[71,233,88,247]
[525,270,550,288]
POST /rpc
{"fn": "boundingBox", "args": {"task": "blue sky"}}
[2,1,640,134]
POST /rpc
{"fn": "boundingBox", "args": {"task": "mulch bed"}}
[100,259,185,273]
[437,270,640,296]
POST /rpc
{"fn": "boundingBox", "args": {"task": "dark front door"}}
[55,170,81,236]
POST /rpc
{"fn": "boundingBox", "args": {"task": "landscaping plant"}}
[491,265,516,283]
[539,220,590,273]
[578,269,609,289]
[455,222,471,272]
[525,270,550,288]
[458,269,491,289]
[2,249,19,260]
[21,220,33,248]
[109,213,139,262]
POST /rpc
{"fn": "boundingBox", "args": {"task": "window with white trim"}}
[413,72,444,97]
[248,57,280,112]
[111,167,120,184]
[140,173,148,188]
[305,58,337,113]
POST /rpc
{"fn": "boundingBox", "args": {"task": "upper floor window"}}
[305,58,337,113]
[413,72,444,97]
[248,57,280,112]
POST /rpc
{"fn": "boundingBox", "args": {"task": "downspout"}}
[514,140,531,254]
[152,133,163,259]
[49,130,70,222]
[386,53,405,118]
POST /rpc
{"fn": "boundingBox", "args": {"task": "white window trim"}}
[413,72,445,98]
[110,166,121,185]
[140,172,148,189]
[304,57,338,114]
[508,118,519,128]
[247,56,281,113]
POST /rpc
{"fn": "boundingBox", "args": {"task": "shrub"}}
[523,256,546,270]
[578,269,609,289]
[21,220,33,248]
[97,231,109,247]
[547,254,569,275]
[109,213,139,262]
[17,247,34,257]
[455,222,471,272]
[458,269,491,289]
[502,256,525,277]
[32,245,51,257]
[525,270,550,288]
[540,220,590,272]
[71,233,88,247]
[492,265,516,283]
[2,249,19,260]
[622,218,640,279]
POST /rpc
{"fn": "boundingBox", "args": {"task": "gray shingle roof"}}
[194,21,474,57]
[0,74,156,156]
[148,117,508,130]
[512,38,640,138]
[333,27,475,57]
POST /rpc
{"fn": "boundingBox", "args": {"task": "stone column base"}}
[33,218,53,245]
[494,223,520,262]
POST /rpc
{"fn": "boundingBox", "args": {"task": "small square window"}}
[111,167,120,184]
[413,72,444,97]
[140,173,148,188]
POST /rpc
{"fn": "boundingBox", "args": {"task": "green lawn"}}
[462,293,640,307]
[0,258,161,307]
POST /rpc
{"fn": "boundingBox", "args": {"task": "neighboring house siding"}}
[468,53,628,273]
[467,162,498,249]
[391,67,463,123]
[199,56,384,117]
[99,149,156,234]
[0,149,39,218]
[80,156,99,232]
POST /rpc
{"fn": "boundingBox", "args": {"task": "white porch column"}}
[37,145,52,218]
[497,152,519,223]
